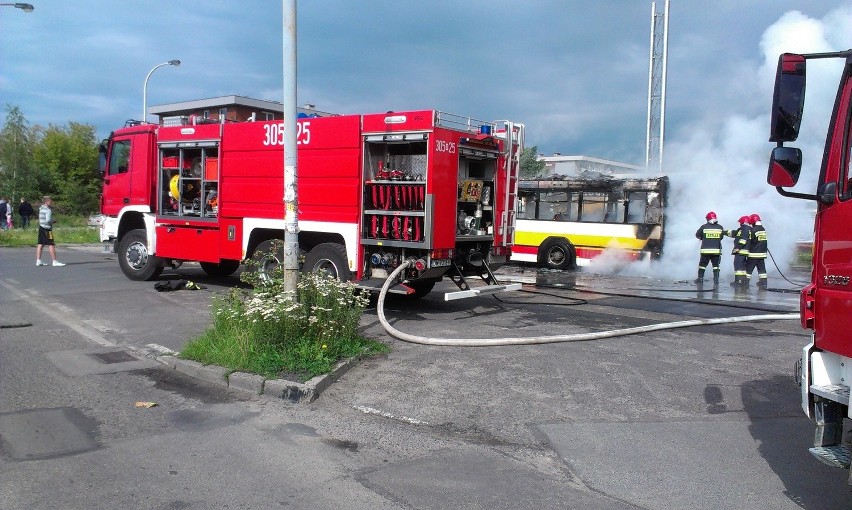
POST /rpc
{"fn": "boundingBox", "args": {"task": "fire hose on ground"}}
[376,260,799,347]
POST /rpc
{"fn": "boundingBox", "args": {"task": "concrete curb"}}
[154,354,361,403]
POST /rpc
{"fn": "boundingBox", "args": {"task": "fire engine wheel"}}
[118,229,163,281]
[249,239,284,283]
[539,239,576,270]
[200,260,240,277]
[303,243,351,282]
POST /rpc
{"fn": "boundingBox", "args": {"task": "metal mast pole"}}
[645,0,669,175]
[282,0,299,293]
[659,0,669,175]
[644,1,655,174]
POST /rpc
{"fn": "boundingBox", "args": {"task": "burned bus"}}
[510,174,667,269]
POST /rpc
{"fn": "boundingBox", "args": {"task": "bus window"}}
[604,193,625,223]
[540,191,570,220]
[646,192,663,224]
[580,192,606,222]
[518,191,538,219]
[569,193,580,220]
[626,192,647,223]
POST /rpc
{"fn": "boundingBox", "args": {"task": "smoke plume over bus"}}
[589,6,851,282]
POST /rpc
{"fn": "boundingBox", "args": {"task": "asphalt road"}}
[0,244,848,509]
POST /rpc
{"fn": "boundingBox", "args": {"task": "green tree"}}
[31,122,100,215]
[520,145,546,179]
[0,104,36,201]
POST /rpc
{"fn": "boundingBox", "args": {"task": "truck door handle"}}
[123,198,130,204]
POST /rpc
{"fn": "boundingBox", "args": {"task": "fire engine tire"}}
[248,239,284,282]
[200,260,240,277]
[539,238,576,270]
[406,280,436,299]
[118,229,163,281]
[303,243,351,282]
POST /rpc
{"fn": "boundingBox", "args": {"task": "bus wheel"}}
[303,243,351,282]
[200,260,240,277]
[118,229,163,281]
[539,239,576,270]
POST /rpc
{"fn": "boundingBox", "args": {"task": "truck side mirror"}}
[98,142,108,176]
[818,182,837,204]
[769,53,806,143]
[767,146,802,187]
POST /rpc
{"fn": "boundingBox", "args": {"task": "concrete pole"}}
[282,0,299,293]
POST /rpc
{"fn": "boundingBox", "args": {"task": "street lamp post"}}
[142,60,180,124]
[1,2,34,202]
[0,3,34,11]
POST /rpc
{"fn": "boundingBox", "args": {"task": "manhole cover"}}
[89,351,136,364]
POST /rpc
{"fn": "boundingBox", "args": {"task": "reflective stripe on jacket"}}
[695,222,725,255]
[748,224,767,258]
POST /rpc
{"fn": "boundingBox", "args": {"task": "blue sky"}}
[0,1,844,166]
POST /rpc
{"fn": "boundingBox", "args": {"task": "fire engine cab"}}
[97,109,524,299]
[767,49,852,479]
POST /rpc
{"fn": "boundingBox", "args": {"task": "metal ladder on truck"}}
[497,120,524,247]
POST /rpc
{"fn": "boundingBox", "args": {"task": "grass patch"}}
[181,245,388,381]
[0,216,99,247]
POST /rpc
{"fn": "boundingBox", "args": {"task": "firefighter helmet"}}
[705,211,717,221]
[738,215,749,224]
[750,213,761,223]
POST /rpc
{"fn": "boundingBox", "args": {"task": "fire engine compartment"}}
[359,127,504,284]
[158,142,219,219]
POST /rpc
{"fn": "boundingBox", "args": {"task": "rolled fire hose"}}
[376,260,799,347]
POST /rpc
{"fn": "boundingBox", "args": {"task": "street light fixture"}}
[142,59,180,124]
[0,3,35,12]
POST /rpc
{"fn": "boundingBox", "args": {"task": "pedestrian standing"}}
[746,213,768,288]
[35,196,65,267]
[0,198,7,230]
[694,211,725,286]
[4,197,12,229]
[18,197,33,229]
[727,215,752,286]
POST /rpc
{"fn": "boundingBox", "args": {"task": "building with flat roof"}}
[538,154,642,177]
[148,95,333,124]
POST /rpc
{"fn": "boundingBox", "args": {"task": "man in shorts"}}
[36,196,65,267]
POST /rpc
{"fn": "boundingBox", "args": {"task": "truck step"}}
[444,283,521,301]
[809,445,852,469]
[810,384,851,405]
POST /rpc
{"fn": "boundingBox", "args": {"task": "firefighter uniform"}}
[727,216,752,286]
[695,212,724,285]
[746,214,768,288]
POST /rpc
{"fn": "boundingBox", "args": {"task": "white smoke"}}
[589,6,851,282]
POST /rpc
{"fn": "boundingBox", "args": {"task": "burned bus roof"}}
[519,173,669,192]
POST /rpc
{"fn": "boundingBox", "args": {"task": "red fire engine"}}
[97,109,524,299]
[767,50,852,477]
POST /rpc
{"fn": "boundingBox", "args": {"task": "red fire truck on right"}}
[768,49,852,476]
